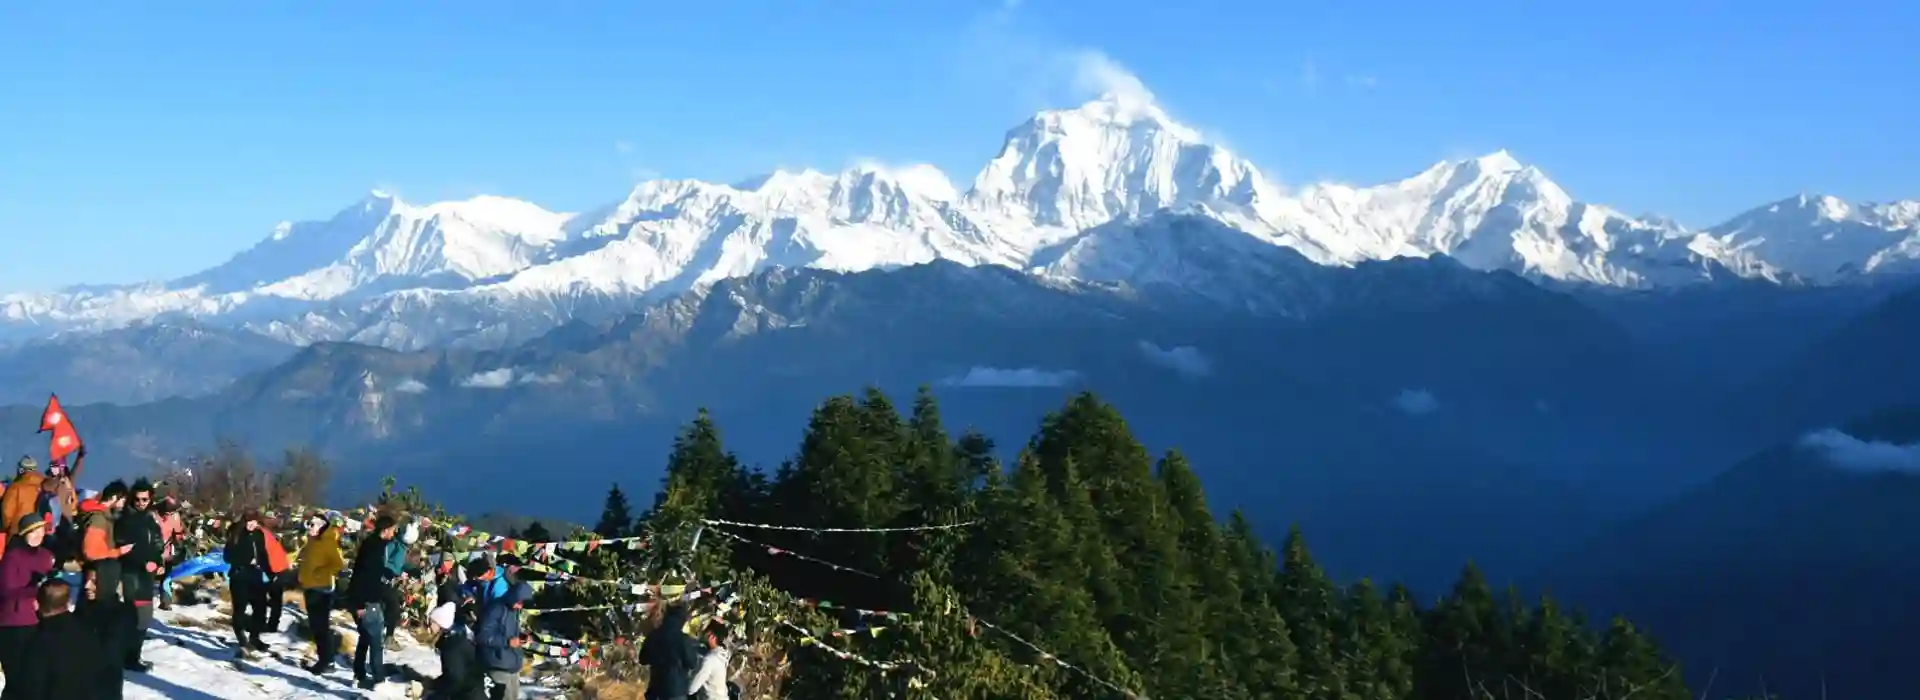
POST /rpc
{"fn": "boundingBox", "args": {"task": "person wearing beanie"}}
[425,601,486,700]
[0,458,45,543]
[0,513,55,686]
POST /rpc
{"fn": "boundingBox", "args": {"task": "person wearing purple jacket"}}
[0,514,55,692]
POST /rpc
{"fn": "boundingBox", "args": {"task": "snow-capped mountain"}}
[3,89,1916,349]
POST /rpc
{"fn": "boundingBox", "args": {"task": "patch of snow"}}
[0,594,558,699]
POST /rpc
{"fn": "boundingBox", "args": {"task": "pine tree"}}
[520,521,553,543]
[1591,618,1689,700]
[650,408,748,583]
[594,483,635,538]
[875,572,1061,700]
[1277,526,1349,700]
[1341,579,1416,700]
[1421,563,1503,700]
[1222,511,1302,698]
[890,386,969,582]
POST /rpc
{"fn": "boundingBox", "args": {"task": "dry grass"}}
[576,676,647,700]
[173,613,230,632]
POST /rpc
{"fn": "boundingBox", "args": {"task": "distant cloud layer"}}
[942,366,1079,388]
[1393,388,1440,416]
[1798,429,1920,473]
[393,378,429,394]
[457,367,563,389]
[1137,341,1211,378]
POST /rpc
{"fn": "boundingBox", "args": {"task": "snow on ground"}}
[1,591,563,699]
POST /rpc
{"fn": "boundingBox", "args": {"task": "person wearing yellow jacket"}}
[294,513,346,674]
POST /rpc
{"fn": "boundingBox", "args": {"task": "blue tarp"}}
[167,549,228,580]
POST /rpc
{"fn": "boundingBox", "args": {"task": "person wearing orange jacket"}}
[260,517,292,633]
[0,458,46,543]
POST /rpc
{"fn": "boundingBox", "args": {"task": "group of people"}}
[0,447,741,700]
[0,450,187,699]
[640,602,738,700]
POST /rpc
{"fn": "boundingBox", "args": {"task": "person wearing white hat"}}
[426,601,486,700]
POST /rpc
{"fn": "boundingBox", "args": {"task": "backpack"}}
[728,681,743,700]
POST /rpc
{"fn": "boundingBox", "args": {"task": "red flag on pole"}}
[38,394,82,462]
[38,394,68,433]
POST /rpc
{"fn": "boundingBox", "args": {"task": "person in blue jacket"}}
[473,579,532,700]
[379,520,409,641]
[482,553,523,606]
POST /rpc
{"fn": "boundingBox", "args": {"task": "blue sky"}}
[1,0,1913,293]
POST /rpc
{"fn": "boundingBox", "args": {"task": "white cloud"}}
[1797,429,1920,473]
[1137,341,1212,378]
[953,7,1178,125]
[517,372,563,386]
[393,378,429,394]
[1392,389,1440,416]
[1068,50,1155,108]
[458,367,565,388]
[459,368,516,389]
[941,366,1079,388]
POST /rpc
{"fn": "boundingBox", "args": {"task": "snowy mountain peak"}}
[7,82,1920,348]
[966,93,1277,240]
[1465,149,1524,175]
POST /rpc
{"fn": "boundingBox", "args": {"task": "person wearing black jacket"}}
[16,579,110,700]
[639,601,702,700]
[425,602,486,700]
[348,515,399,690]
[77,569,128,700]
[222,512,271,657]
[114,479,165,673]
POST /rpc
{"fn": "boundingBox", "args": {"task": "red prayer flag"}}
[38,395,83,462]
[37,394,68,433]
[49,422,81,462]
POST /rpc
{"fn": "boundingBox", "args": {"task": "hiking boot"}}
[357,678,378,691]
[124,661,153,673]
[249,637,270,652]
[306,662,333,676]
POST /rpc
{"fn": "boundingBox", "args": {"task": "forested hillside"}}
[524,388,1706,700]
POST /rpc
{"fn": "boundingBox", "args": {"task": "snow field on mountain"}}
[3,89,1917,347]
